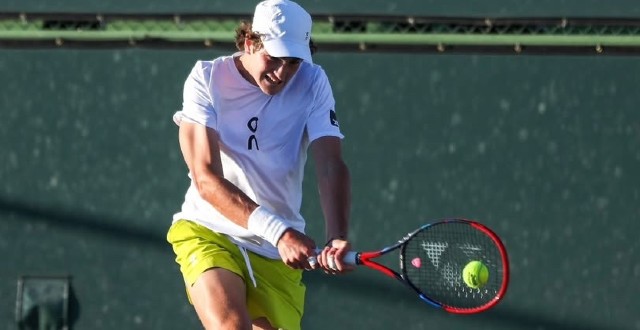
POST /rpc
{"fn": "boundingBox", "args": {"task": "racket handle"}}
[343,251,359,265]
[312,249,360,265]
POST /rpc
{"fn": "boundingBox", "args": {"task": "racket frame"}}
[351,219,510,314]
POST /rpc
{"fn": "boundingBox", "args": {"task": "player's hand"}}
[276,228,317,270]
[317,238,354,274]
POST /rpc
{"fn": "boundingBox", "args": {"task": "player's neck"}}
[235,54,258,87]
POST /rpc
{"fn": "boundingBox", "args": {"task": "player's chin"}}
[259,86,279,96]
[259,80,286,95]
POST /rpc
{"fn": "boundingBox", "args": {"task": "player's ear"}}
[244,38,253,54]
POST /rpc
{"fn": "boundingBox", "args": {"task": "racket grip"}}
[343,251,359,265]
[312,249,360,265]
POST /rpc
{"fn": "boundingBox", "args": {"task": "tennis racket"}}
[318,219,509,314]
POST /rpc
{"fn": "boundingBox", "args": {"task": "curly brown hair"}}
[234,21,317,55]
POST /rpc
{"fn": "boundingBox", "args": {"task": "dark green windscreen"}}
[0,46,638,329]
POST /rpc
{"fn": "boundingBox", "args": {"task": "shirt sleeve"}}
[172,61,217,129]
[306,68,344,142]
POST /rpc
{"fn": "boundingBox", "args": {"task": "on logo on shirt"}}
[247,116,259,150]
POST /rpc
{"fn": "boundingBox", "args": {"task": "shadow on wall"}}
[0,195,621,330]
[0,195,167,249]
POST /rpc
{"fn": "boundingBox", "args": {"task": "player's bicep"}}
[178,121,223,178]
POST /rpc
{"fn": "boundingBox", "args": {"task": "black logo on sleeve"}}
[329,110,339,127]
[247,117,259,150]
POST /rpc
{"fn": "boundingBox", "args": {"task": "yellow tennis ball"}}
[462,261,489,289]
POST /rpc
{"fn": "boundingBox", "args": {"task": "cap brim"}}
[263,38,312,64]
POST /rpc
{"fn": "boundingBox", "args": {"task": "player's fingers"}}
[317,247,329,266]
[326,250,339,272]
[327,254,337,270]
[316,247,339,273]
[332,247,354,272]
[285,254,315,270]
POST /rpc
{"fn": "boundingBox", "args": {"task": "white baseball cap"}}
[252,0,313,63]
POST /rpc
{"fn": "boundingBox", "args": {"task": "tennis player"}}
[166,0,352,329]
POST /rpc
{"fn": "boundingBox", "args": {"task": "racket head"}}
[400,219,509,314]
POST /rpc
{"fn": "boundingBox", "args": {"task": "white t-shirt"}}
[172,54,343,259]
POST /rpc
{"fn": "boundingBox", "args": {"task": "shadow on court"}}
[0,195,622,330]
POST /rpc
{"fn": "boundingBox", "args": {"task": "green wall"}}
[1,49,639,330]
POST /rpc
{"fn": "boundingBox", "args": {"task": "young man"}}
[166,0,352,329]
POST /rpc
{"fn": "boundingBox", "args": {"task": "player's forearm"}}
[193,170,290,246]
[192,170,257,228]
[180,121,258,228]
[316,159,351,242]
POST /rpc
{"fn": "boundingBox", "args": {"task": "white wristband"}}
[247,206,290,247]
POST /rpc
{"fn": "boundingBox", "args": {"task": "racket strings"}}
[402,222,505,310]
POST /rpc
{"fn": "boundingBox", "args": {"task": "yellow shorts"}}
[166,219,305,330]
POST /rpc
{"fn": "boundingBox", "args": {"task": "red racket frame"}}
[353,219,509,314]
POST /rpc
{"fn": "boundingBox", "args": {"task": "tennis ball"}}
[462,261,489,289]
